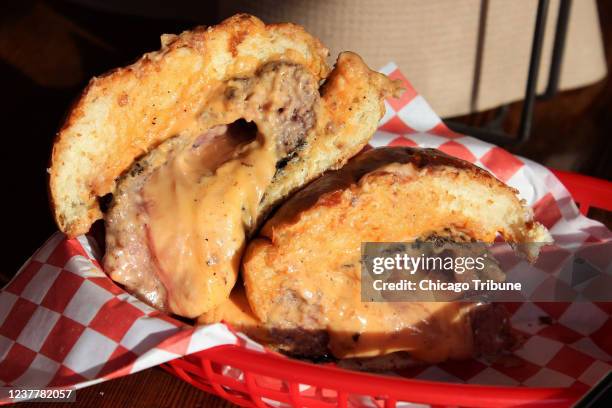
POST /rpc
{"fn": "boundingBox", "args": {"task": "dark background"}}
[1,1,611,406]
[2,0,218,280]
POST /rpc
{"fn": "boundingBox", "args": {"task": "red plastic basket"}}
[550,169,612,215]
[163,170,612,408]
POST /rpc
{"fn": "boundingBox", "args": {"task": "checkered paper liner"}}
[1,63,611,401]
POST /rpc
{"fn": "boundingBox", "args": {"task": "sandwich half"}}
[200,147,551,367]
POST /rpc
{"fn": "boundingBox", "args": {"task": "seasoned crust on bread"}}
[50,14,330,237]
[260,147,551,250]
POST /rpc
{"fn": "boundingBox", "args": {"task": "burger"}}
[49,14,550,370]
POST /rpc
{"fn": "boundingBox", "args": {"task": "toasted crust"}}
[49,14,331,237]
[259,147,551,247]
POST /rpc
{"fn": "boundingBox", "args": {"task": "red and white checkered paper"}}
[1,63,611,400]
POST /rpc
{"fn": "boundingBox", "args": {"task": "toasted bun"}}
[256,147,551,256]
[50,14,396,237]
[233,147,549,362]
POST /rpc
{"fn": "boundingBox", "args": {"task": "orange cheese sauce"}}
[142,126,276,317]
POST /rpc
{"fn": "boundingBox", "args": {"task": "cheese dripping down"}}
[104,61,319,317]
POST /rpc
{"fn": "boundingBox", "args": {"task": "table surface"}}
[18,367,236,408]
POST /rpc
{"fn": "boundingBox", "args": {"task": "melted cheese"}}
[201,287,477,362]
[326,301,476,361]
[142,127,276,317]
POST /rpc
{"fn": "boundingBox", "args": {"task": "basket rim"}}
[165,344,584,407]
[164,167,612,406]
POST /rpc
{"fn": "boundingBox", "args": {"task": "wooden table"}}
[20,367,236,408]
